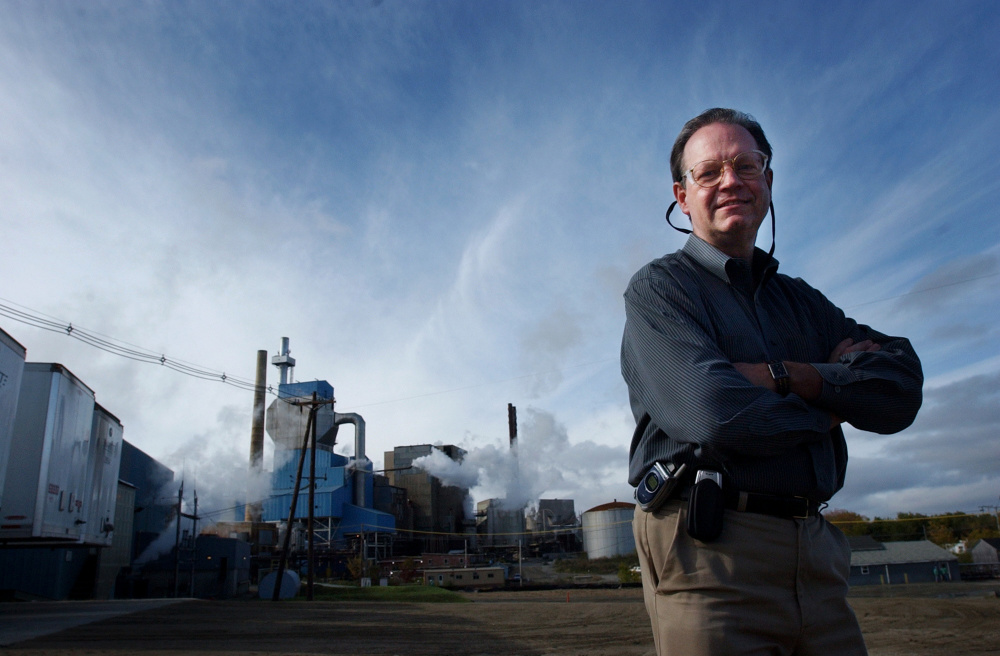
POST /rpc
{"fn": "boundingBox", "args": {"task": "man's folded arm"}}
[623,279,833,460]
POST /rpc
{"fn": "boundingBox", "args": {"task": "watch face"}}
[769,361,788,378]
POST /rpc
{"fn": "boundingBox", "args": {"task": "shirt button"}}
[835,386,842,393]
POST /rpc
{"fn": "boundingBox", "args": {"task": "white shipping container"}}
[83,404,124,546]
[1,363,96,542]
[0,328,27,510]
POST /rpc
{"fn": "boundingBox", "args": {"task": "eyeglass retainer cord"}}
[664,200,776,260]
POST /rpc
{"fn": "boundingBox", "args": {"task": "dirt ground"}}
[2,584,998,656]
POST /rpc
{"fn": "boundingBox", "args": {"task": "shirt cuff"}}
[811,362,856,407]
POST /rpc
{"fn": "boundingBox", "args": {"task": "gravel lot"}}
[2,584,998,656]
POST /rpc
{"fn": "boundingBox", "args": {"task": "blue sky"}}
[1,1,998,522]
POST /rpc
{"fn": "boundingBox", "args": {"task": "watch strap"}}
[768,361,790,396]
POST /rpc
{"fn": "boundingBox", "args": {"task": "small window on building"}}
[860,566,869,575]
[487,573,494,578]
[456,574,463,580]
[438,575,443,582]
[473,573,480,579]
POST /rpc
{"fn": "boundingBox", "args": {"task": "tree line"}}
[824,509,999,560]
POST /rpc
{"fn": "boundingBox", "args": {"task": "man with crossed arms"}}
[621,108,923,655]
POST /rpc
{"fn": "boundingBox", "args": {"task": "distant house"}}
[423,566,505,589]
[946,540,967,555]
[970,537,1000,564]
[848,537,958,586]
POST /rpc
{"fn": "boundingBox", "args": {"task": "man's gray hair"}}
[670,108,773,184]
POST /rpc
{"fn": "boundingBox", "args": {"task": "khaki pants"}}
[633,501,867,656]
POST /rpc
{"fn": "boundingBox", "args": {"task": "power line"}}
[843,271,1000,310]
[2,264,995,410]
[0,297,276,396]
[0,296,613,409]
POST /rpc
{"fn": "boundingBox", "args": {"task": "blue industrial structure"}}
[261,379,394,549]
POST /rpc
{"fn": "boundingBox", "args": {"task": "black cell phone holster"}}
[686,471,725,542]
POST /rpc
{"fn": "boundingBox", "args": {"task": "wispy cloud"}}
[2,2,999,521]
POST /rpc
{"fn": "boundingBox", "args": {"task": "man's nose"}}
[717,163,745,189]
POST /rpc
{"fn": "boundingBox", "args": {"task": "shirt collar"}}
[681,234,779,288]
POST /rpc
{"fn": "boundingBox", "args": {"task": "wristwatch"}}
[768,361,790,396]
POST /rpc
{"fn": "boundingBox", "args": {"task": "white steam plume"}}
[411,407,629,514]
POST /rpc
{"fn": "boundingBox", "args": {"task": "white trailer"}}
[82,404,124,546]
[1,363,96,542]
[0,327,27,513]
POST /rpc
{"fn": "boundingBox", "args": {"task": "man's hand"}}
[828,337,880,363]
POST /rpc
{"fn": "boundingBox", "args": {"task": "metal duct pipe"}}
[333,412,367,507]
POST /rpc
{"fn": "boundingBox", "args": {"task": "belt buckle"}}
[792,496,813,519]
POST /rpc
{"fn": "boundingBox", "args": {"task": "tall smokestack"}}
[245,349,267,523]
[508,403,517,449]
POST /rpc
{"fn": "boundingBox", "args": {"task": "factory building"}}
[127,534,251,599]
[477,498,527,548]
[117,441,175,563]
[526,498,581,555]
[383,444,469,553]
[581,501,636,559]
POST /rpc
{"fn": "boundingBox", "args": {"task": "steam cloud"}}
[411,407,629,515]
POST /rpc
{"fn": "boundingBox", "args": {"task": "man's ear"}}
[673,181,690,215]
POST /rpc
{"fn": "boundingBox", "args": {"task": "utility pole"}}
[189,490,198,598]
[272,402,314,601]
[307,393,318,601]
[518,538,523,587]
[271,392,332,601]
[980,500,1000,534]
[173,481,183,597]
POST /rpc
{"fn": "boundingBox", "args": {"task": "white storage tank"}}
[581,501,636,559]
[83,404,124,546]
[1,363,96,542]
[0,328,27,511]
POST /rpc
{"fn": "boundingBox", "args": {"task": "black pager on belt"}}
[686,470,724,542]
[636,461,687,512]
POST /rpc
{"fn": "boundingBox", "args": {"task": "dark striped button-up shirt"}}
[622,235,923,501]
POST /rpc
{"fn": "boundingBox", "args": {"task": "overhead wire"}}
[2,264,996,409]
[0,297,280,398]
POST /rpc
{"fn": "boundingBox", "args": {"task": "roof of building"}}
[971,537,1000,550]
[850,540,957,567]
[847,535,884,552]
[585,501,635,513]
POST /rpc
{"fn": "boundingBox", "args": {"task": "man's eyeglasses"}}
[684,150,769,188]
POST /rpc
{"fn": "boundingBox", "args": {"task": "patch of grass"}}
[303,584,470,603]
[553,554,639,575]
